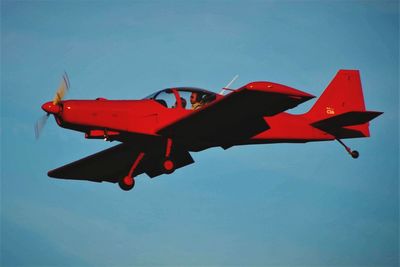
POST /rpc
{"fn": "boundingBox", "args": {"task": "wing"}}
[157,82,315,148]
[48,143,194,183]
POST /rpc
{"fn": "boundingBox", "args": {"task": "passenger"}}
[180,98,187,109]
[190,92,202,110]
[173,97,187,109]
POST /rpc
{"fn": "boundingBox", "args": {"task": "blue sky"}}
[1,1,398,266]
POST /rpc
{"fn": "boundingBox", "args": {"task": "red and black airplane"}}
[37,70,382,191]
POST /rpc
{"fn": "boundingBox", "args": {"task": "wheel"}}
[162,158,175,174]
[351,150,359,159]
[118,176,135,191]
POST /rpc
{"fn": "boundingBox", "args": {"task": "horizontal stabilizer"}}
[311,111,383,138]
[312,111,383,128]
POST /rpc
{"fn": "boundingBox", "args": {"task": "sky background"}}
[1,1,398,266]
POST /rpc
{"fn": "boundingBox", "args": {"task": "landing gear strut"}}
[336,139,359,159]
[118,152,145,191]
[161,138,176,174]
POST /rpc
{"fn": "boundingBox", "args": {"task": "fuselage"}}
[43,97,334,152]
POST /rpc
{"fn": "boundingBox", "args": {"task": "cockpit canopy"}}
[144,87,218,110]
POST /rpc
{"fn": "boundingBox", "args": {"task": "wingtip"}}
[47,169,60,178]
[368,110,384,120]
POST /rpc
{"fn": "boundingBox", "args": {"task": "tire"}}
[118,176,135,191]
[162,158,175,174]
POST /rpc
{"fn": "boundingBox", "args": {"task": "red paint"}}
[42,101,61,114]
[252,112,335,141]
[85,129,120,139]
[123,176,134,186]
[128,152,145,178]
[42,71,382,190]
[163,159,174,171]
[245,81,314,99]
[165,138,172,157]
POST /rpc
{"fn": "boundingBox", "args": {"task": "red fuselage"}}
[43,97,334,151]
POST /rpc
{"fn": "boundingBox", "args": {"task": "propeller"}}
[53,72,70,105]
[34,114,50,139]
[35,72,70,139]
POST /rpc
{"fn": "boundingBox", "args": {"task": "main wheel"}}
[162,158,175,174]
[351,150,359,159]
[118,176,135,191]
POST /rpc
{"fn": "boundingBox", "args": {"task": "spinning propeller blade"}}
[35,72,70,139]
[34,114,50,139]
[53,72,70,105]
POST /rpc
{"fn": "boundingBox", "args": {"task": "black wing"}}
[48,143,194,183]
[157,82,314,148]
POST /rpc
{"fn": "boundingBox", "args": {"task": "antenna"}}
[220,75,239,95]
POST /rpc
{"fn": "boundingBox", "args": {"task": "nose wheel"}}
[336,139,359,159]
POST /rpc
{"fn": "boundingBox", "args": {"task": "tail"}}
[306,70,382,139]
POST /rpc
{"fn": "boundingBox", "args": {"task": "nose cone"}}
[42,101,61,114]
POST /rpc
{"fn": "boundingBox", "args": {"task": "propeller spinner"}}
[35,72,70,139]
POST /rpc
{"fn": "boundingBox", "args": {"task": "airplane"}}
[36,70,382,191]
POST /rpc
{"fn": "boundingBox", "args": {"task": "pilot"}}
[190,92,202,110]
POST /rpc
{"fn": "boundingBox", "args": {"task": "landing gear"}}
[350,150,359,159]
[161,138,175,174]
[118,152,145,191]
[117,138,176,190]
[162,158,175,174]
[119,176,135,191]
[336,139,359,159]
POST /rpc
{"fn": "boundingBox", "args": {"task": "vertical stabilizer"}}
[306,70,382,138]
[307,70,366,121]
